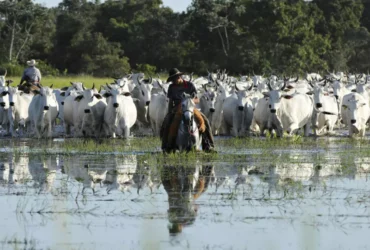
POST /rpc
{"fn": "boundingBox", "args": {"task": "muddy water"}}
[0,138,369,249]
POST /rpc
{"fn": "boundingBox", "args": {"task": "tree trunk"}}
[217,27,228,57]
[9,20,16,62]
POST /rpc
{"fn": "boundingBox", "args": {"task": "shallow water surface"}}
[0,138,369,249]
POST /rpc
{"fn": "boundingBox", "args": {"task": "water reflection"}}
[161,164,214,235]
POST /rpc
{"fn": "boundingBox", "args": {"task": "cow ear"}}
[351,89,357,93]
[74,95,83,102]
[60,92,66,96]
[262,92,269,97]
[306,91,313,95]
[1,91,8,96]
[282,95,293,99]
[61,86,69,91]
[191,92,196,99]
[103,93,112,98]
[287,85,294,89]
[94,94,103,99]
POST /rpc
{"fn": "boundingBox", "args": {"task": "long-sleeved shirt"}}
[21,66,42,83]
[167,80,197,113]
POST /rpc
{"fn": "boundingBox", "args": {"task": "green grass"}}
[7,74,169,89]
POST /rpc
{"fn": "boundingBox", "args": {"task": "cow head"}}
[342,93,368,132]
[263,80,291,113]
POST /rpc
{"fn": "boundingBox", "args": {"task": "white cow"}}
[104,84,137,138]
[63,89,84,136]
[199,85,218,121]
[263,82,313,137]
[341,93,370,137]
[54,82,86,128]
[7,86,33,137]
[74,85,107,137]
[211,80,232,135]
[0,86,10,135]
[222,83,253,137]
[307,81,338,135]
[148,81,168,136]
[131,74,153,127]
[28,85,59,138]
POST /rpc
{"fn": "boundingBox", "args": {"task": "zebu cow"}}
[103,84,137,138]
[307,80,338,135]
[176,93,202,152]
[199,85,218,121]
[54,82,85,127]
[148,81,169,136]
[263,81,313,137]
[251,95,272,136]
[28,85,59,138]
[341,93,370,137]
[222,83,253,137]
[211,80,232,135]
[7,86,33,137]
[131,74,153,127]
[74,85,107,137]
[0,86,10,135]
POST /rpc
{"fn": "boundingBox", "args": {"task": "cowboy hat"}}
[167,68,184,83]
[26,59,37,66]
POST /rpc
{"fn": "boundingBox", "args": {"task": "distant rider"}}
[19,59,41,86]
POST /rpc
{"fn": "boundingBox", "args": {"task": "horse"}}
[176,93,202,152]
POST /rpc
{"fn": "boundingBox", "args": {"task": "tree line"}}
[0,0,369,77]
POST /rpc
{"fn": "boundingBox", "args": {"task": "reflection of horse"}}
[161,164,214,234]
[28,155,58,192]
[176,93,202,152]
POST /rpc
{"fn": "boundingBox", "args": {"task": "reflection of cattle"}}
[60,157,107,194]
[161,164,214,234]
[104,155,161,194]
[0,154,31,185]
[28,155,58,192]
[104,155,137,194]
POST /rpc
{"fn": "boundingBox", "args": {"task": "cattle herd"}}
[0,71,369,139]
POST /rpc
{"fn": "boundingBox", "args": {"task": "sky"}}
[33,0,192,12]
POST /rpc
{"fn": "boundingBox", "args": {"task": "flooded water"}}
[0,137,370,249]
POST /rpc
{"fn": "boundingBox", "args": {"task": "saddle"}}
[18,82,40,94]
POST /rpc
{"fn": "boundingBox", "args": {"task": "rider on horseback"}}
[161,68,215,153]
[19,59,41,86]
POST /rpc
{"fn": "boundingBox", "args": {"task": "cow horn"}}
[280,81,286,91]
[203,84,208,92]
[4,70,6,77]
[137,75,141,85]
[106,83,112,90]
[91,83,95,90]
[50,84,53,88]
[295,76,299,82]
[248,83,253,91]
[267,80,272,91]
[190,72,194,82]
[308,81,314,89]
[234,83,240,91]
